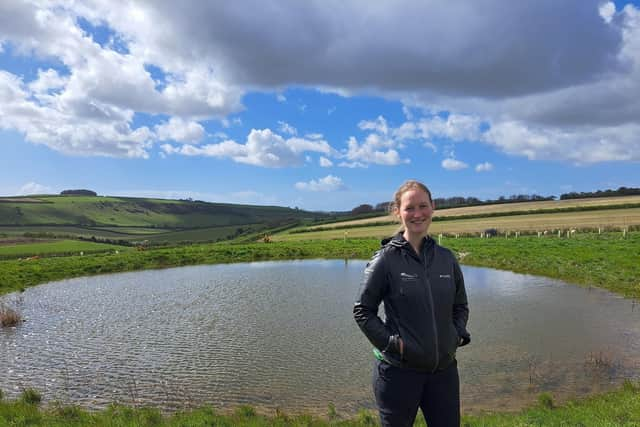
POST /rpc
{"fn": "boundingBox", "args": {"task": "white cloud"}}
[155,117,205,143]
[278,120,297,135]
[295,175,345,192]
[358,116,389,135]
[599,2,616,23]
[319,156,333,167]
[276,93,286,102]
[424,142,438,152]
[475,162,493,172]
[483,120,640,163]
[442,158,468,171]
[338,161,366,168]
[402,105,414,120]
[305,133,324,140]
[342,136,408,166]
[0,2,242,157]
[392,122,418,140]
[0,70,153,158]
[416,114,484,142]
[161,128,333,167]
[28,69,68,98]
[1,1,639,164]
[18,182,53,195]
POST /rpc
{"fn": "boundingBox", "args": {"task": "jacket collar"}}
[382,232,434,253]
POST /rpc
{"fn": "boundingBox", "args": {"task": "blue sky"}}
[1,1,639,211]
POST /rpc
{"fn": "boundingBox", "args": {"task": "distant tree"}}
[60,189,97,196]
[560,186,640,200]
[375,201,392,212]
[351,204,374,215]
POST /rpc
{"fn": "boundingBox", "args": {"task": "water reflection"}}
[0,261,638,415]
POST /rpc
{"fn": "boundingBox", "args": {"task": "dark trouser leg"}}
[419,360,460,427]
[372,360,423,427]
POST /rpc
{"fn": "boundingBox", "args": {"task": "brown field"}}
[301,195,640,231]
[273,207,640,241]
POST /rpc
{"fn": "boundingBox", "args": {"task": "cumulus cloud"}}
[161,128,333,167]
[483,120,640,163]
[295,175,345,191]
[0,2,241,157]
[442,158,468,171]
[1,0,639,163]
[155,117,205,143]
[0,70,153,158]
[319,156,333,167]
[342,135,408,167]
[475,162,493,172]
[359,116,389,135]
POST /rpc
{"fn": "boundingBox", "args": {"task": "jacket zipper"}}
[424,250,439,373]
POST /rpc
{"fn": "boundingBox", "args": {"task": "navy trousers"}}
[372,359,460,427]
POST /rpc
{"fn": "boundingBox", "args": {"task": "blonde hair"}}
[388,180,433,215]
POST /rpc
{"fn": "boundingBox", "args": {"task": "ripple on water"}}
[1,261,639,415]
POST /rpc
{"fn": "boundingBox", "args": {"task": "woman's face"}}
[396,188,434,237]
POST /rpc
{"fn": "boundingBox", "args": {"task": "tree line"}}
[351,187,639,214]
[559,186,640,200]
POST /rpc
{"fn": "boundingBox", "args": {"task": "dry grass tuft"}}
[0,303,22,327]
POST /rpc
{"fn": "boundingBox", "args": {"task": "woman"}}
[354,180,470,427]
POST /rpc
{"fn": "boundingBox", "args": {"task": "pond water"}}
[1,260,639,415]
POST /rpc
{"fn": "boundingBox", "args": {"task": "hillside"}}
[0,195,327,227]
[0,195,331,243]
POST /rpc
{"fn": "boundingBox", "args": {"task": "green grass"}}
[0,382,638,426]
[0,195,325,228]
[441,232,640,298]
[0,239,377,295]
[0,232,638,299]
[0,240,130,260]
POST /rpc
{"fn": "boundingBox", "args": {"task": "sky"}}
[1,1,639,212]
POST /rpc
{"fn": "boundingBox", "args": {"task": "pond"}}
[1,260,639,415]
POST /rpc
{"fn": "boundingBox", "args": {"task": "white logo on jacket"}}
[400,272,418,281]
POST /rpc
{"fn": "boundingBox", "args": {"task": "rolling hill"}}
[0,195,334,244]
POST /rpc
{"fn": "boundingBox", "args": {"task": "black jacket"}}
[353,233,470,372]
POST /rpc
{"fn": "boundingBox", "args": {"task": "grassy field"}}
[310,195,640,229]
[0,195,323,228]
[0,240,130,260]
[0,232,638,298]
[277,208,640,240]
[1,381,638,426]
[0,223,273,244]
